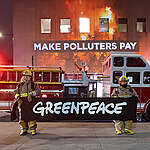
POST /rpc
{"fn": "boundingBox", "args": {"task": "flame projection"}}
[35,0,119,73]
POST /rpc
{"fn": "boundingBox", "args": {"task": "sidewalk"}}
[0,122,150,150]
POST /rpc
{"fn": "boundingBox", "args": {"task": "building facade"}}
[13,0,150,72]
[0,0,13,65]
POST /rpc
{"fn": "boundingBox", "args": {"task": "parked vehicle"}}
[102,52,150,121]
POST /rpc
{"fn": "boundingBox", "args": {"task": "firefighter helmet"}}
[119,76,128,82]
[22,70,32,76]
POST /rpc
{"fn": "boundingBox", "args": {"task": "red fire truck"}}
[0,66,64,111]
[102,52,150,121]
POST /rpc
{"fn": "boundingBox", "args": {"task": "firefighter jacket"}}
[111,85,139,100]
[12,80,41,121]
[14,80,41,103]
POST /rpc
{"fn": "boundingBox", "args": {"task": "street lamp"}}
[0,32,3,37]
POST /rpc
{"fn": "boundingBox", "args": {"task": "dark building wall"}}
[0,0,13,65]
[13,0,150,72]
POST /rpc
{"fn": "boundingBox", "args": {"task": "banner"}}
[23,97,137,122]
[33,40,139,52]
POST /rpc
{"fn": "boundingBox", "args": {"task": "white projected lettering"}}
[33,41,138,51]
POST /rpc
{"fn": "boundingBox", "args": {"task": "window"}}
[126,57,146,67]
[0,71,7,81]
[118,18,128,32]
[68,87,78,94]
[51,72,59,82]
[137,18,146,32]
[17,71,22,82]
[9,71,16,81]
[113,57,124,67]
[113,71,122,84]
[144,72,150,84]
[41,19,51,33]
[60,19,71,33]
[34,72,42,82]
[43,72,50,82]
[99,18,109,32]
[126,72,140,84]
[79,18,90,33]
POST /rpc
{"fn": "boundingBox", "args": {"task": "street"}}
[0,113,150,150]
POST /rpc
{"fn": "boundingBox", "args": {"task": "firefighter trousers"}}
[114,120,133,131]
[19,120,37,132]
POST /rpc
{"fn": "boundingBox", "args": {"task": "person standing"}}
[14,69,41,136]
[111,76,139,135]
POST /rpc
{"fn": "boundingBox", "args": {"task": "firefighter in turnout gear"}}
[111,76,139,135]
[14,69,41,136]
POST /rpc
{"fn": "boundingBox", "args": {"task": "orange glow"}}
[103,7,113,21]
[100,6,116,36]
[35,2,119,73]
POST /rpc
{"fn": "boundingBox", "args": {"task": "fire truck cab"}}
[102,52,150,121]
[62,71,101,98]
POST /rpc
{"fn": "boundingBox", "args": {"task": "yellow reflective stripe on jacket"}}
[32,91,36,96]
[119,95,132,98]
[20,91,36,97]
[20,93,28,97]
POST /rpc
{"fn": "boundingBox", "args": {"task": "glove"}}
[15,94,20,99]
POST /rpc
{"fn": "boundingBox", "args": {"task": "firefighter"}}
[14,69,41,136]
[111,76,139,135]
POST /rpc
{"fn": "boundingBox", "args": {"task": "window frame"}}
[79,17,90,33]
[126,57,146,67]
[60,18,71,33]
[99,18,109,32]
[113,71,123,84]
[40,18,52,34]
[143,71,150,84]
[113,57,124,67]
[126,72,140,84]
[118,18,128,32]
[136,18,146,32]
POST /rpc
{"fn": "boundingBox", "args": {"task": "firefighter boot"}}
[114,120,124,135]
[19,120,28,136]
[116,130,123,135]
[124,129,134,135]
[125,120,134,135]
[20,129,28,136]
[29,120,37,135]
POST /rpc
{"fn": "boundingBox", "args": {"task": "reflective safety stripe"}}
[119,95,132,98]
[32,91,36,96]
[41,90,63,93]
[20,93,28,97]
[0,101,11,107]
[0,89,15,92]
[0,89,63,93]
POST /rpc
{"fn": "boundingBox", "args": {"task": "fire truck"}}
[102,52,150,121]
[62,62,102,98]
[0,65,102,112]
[0,66,64,111]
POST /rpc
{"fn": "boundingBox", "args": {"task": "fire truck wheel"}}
[145,103,150,121]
